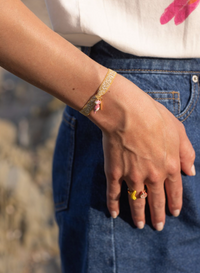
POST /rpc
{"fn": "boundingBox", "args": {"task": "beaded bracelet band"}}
[79,69,117,116]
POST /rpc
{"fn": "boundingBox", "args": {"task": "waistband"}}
[82,41,200,73]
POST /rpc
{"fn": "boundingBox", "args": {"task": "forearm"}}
[0,0,107,110]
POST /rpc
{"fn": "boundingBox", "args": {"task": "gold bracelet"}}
[79,69,117,116]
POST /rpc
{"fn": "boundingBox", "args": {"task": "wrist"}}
[79,69,117,116]
[88,73,127,133]
[88,73,149,134]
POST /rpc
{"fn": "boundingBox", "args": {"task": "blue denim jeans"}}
[53,41,200,273]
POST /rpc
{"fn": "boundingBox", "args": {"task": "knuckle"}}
[132,202,144,211]
[167,159,180,176]
[106,168,122,181]
[147,180,158,191]
[148,169,162,184]
[170,188,182,202]
[128,171,143,184]
[107,191,120,202]
[152,200,165,211]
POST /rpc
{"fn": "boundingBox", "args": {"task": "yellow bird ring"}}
[127,188,147,200]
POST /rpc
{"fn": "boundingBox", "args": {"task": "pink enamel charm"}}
[94,99,101,113]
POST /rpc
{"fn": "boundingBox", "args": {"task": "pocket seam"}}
[151,98,180,114]
[53,110,76,212]
[177,81,200,122]
[115,68,200,74]
[146,91,180,115]
[63,111,76,128]
[63,117,75,128]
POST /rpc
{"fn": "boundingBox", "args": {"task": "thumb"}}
[179,124,196,176]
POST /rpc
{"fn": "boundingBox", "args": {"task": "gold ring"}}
[127,188,147,200]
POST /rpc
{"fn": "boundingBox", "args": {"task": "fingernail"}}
[155,222,163,231]
[173,209,180,217]
[137,221,144,229]
[191,164,196,176]
[111,211,118,219]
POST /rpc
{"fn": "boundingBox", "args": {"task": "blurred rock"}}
[18,119,30,147]
[0,1,64,272]
[0,141,61,273]
[0,119,17,144]
[0,95,64,273]
[0,62,64,273]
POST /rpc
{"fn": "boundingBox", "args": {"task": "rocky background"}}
[0,1,64,272]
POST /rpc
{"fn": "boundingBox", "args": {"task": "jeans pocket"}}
[52,109,76,212]
[146,90,180,116]
[176,74,200,122]
[122,72,200,120]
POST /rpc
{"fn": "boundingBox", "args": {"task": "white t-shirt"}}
[45,0,200,58]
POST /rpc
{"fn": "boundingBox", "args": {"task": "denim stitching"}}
[117,67,199,118]
[55,206,66,211]
[54,114,76,211]
[147,91,181,115]
[178,82,197,119]
[178,92,180,114]
[111,218,116,273]
[115,68,200,73]
[146,91,179,94]
[55,201,67,205]
[115,69,199,116]
[64,112,76,122]
[151,98,179,100]
[173,92,175,114]
[63,117,75,128]
[152,98,180,114]
[181,82,200,122]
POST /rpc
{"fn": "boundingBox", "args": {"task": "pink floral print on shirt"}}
[160,0,200,25]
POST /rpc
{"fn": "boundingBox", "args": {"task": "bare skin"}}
[0,0,195,231]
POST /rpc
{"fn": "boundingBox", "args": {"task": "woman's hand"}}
[90,73,195,231]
